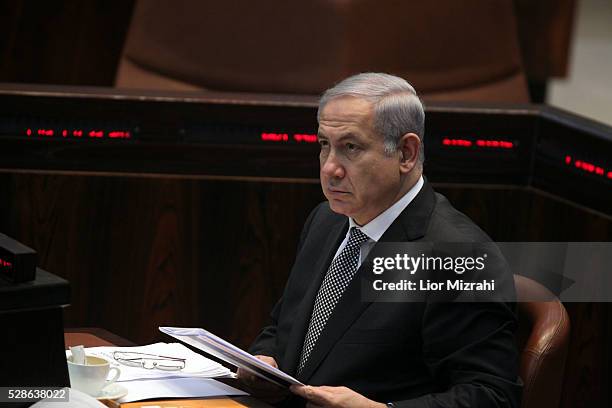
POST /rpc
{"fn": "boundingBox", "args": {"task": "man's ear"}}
[398,133,420,173]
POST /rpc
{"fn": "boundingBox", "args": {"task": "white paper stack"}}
[117,377,247,403]
[66,342,234,382]
[159,326,303,386]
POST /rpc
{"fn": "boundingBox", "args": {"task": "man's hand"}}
[290,385,387,408]
[236,355,288,403]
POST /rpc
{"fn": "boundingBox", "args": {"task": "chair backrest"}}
[514,275,570,408]
[116,0,529,102]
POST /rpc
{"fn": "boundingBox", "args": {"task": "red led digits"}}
[294,134,317,143]
[261,132,289,142]
[443,138,472,147]
[261,132,318,143]
[0,258,12,268]
[442,138,514,150]
[108,131,131,139]
[37,129,54,136]
[23,127,130,140]
[565,155,611,180]
[476,139,513,149]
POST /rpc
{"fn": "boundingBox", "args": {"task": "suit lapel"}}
[297,181,437,382]
[379,180,435,244]
[282,215,348,375]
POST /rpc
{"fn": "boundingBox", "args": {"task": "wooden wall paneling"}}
[3,174,98,329]
[99,177,204,344]
[0,172,325,347]
[4,173,104,327]
[196,181,323,349]
[0,173,204,343]
[523,191,612,242]
[434,185,534,241]
[436,185,612,241]
[559,303,612,408]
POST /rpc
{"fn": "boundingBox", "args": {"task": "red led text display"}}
[565,155,612,180]
[442,138,515,150]
[25,128,131,140]
[261,132,318,144]
[0,257,12,269]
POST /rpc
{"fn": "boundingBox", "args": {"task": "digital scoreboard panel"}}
[0,85,610,215]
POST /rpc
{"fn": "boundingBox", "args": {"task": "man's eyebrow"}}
[316,131,363,142]
[336,133,361,142]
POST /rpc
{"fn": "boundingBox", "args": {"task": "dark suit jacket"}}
[250,181,522,407]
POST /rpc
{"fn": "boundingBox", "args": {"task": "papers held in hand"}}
[159,326,303,387]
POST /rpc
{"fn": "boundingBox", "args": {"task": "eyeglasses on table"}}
[112,351,186,371]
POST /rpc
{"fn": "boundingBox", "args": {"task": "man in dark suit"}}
[240,73,521,407]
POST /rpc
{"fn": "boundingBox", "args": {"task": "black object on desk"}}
[0,233,37,284]
[0,269,71,394]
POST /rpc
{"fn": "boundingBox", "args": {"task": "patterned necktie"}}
[297,227,369,375]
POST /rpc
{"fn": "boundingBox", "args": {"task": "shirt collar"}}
[349,176,424,242]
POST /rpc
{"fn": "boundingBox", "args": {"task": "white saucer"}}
[96,383,128,400]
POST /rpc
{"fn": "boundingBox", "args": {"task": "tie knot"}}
[348,227,369,247]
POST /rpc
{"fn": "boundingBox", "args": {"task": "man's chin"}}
[327,200,354,217]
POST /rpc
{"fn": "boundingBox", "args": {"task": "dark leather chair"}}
[116,0,529,102]
[514,275,570,408]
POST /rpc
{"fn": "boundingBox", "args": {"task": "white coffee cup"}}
[67,355,121,397]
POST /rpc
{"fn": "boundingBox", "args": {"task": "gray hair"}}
[318,73,425,165]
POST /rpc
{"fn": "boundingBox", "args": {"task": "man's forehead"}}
[319,96,374,125]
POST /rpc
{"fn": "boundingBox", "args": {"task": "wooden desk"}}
[64,328,272,408]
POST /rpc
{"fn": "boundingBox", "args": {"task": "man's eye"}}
[319,140,329,148]
[346,143,358,151]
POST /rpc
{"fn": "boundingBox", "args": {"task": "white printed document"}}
[159,326,303,387]
[118,377,248,403]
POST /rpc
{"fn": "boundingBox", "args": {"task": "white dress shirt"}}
[332,176,424,266]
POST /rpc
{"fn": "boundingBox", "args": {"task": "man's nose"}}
[321,150,345,179]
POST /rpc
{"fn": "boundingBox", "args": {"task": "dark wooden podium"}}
[0,269,71,401]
